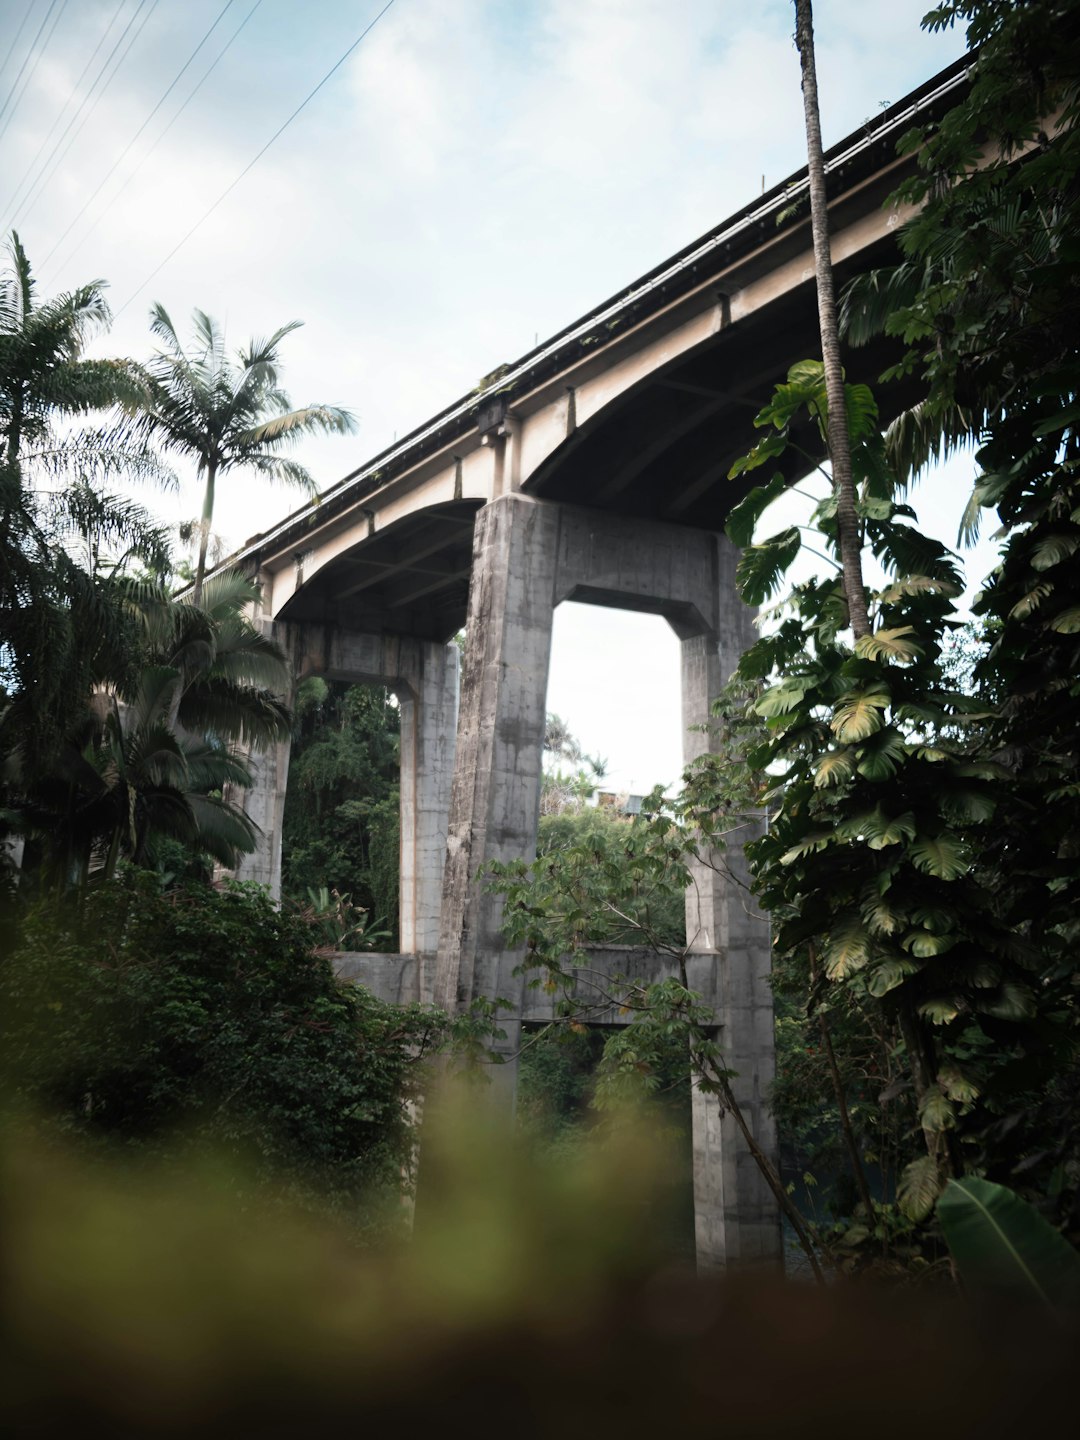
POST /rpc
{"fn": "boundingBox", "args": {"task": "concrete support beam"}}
[232,626,459,962]
[435,493,559,1091]
[298,628,460,965]
[398,642,460,967]
[431,498,778,1271]
[681,544,780,1272]
[232,735,292,898]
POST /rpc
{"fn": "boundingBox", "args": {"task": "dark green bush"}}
[0,871,443,1228]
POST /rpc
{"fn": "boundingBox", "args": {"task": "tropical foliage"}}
[281,679,401,950]
[9,574,293,886]
[137,306,355,601]
[0,232,168,775]
[0,871,443,1227]
[489,0,1080,1270]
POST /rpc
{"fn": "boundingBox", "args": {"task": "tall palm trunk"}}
[192,459,217,607]
[794,0,870,640]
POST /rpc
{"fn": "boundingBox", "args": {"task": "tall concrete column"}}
[435,493,559,1077]
[232,734,292,899]
[683,542,780,1271]
[398,641,460,970]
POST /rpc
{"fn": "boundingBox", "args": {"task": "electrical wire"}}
[116,0,398,316]
[10,0,160,234]
[0,0,69,147]
[0,0,127,233]
[44,0,263,285]
[0,0,36,98]
[38,0,238,272]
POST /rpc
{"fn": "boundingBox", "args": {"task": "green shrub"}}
[0,871,443,1229]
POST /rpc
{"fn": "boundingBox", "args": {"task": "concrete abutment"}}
[239,494,780,1271]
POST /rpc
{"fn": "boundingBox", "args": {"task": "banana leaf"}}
[937,1178,1080,1307]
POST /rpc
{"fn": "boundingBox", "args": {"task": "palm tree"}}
[0,230,148,483]
[138,306,356,604]
[0,232,167,776]
[10,573,293,886]
[793,0,870,640]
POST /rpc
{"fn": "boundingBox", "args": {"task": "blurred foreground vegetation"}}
[1,1099,1077,1439]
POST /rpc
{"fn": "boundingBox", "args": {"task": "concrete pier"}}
[233,496,781,1270]
[681,554,779,1269]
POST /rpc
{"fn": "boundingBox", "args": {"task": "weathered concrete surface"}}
[232,736,292,896]
[433,497,738,1021]
[681,550,780,1271]
[234,627,458,951]
[434,495,559,1073]
[301,628,460,962]
[235,495,780,1275]
[337,948,723,1023]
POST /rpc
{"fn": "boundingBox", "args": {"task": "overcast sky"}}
[4,0,986,792]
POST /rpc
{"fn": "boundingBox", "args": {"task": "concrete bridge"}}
[218,57,970,1271]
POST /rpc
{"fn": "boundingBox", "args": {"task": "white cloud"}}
[5,0,973,779]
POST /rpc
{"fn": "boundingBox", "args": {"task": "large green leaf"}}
[937,1178,1080,1307]
[938,1063,980,1104]
[734,527,801,605]
[855,727,908,781]
[865,955,919,996]
[779,831,834,865]
[919,996,960,1025]
[824,916,871,979]
[939,785,997,824]
[846,806,917,849]
[726,430,788,479]
[1031,533,1079,571]
[854,626,924,664]
[910,832,970,880]
[724,473,789,542]
[860,882,902,936]
[979,981,1037,1021]
[831,685,891,742]
[919,1086,957,1132]
[903,930,957,958]
[898,1155,942,1222]
[813,749,855,788]
[878,574,961,602]
[754,677,810,718]
[1009,581,1052,619]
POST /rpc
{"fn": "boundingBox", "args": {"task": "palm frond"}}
[184,792,258,864]
[237,403,355,447]
[237,451,318,490]
[884,400,983,486]
[840,259,929,346]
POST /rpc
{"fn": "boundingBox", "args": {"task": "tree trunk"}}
[896,997,957,1183]
[192,460,217,608]
[793,0,871,640]
[808,944,877,1221]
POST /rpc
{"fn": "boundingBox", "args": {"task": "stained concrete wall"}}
[234,626,458,963]
[680,549,779,1270]
[238,492,779,1272]
[432,493,780,1270]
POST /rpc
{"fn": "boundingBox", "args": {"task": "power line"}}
[0,1,36,97]
[0,0,127,232]
[44,0,263,285]
[39,0,238,272]
[10,0,160,234]
[0,0,68,149]
[117,0,398,316]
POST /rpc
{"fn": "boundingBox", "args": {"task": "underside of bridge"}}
[524,259,914,529]
[228,54,974,1278]
[279,500,482,641]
